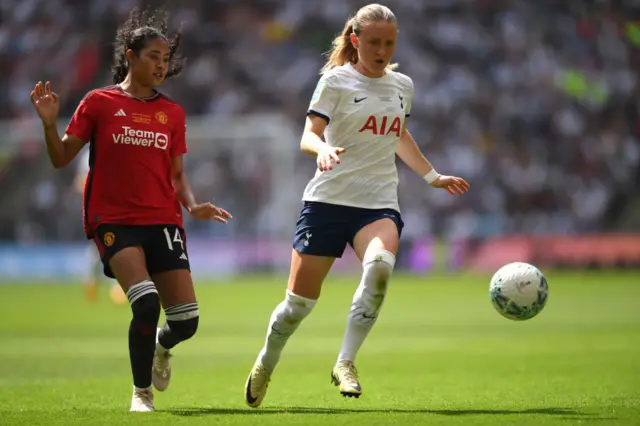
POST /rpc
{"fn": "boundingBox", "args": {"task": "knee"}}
[165,302,200,341]
[350,250,396,323]
[131,292,161,326]
[167,316,199,341]
[363,249,396,292]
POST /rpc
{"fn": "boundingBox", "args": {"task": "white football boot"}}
[331,360,362,398]
[244,357,272,408]
[130,386,154,412]
[152,327,172,391]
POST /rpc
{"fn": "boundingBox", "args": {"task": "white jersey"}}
[302,63,413,213]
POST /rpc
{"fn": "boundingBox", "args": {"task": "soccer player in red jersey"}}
[29,7,232,412]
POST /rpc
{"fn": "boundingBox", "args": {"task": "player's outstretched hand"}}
[431,175,470,195]
[30,81,60,128]
[188,203,233,223]
[317,146,346,172]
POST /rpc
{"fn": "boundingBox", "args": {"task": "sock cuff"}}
[126,280,157,304]
[165,302,199,321]
[286,290,317,309]
[363,249,396,268]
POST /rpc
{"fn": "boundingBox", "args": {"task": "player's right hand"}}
[317,146,346,172]
[188,202,233,224]
[30,81,60,128]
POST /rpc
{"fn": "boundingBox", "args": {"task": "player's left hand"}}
[188,203,233,223]
[430,175,470,195]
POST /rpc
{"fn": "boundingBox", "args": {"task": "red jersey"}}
[66,85,187,238]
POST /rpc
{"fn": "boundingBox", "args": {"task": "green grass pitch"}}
[0,271,638,425]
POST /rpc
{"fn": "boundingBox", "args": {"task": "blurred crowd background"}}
[0,0,639,244]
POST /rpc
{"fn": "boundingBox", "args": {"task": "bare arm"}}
[171,155,232,223]
[300,115,330,156]
[301,115,346,172]
[396,128,470,195]
[171,155,198,211]
[44,130,85,169]
[30,81,85,168]
[396,129,436,178]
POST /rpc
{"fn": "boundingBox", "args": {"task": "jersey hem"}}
[85,218,184,238]
[301,197,400,214]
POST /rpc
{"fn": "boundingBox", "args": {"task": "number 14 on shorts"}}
[163,226,186,258]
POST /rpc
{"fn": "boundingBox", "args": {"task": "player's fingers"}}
[319,156,330,171]
[45,81,51,96]
[335,147,346,155]
[36,81,43,97]
[445,185,456,195]
[448,182,460,195]
[30,91,37,106]
[213,216,228,224]
[215,207,232,219]
[330,152,341,164]
[51,92,59,103]
[218,207,233,219]
[326,157,334,170]
[457,178,470,191]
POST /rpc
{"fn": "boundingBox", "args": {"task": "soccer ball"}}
[489,262,549,321]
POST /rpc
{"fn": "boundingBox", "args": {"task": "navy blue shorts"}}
[292,201,404,258]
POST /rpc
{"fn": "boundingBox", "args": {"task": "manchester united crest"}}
[155,111,168,124]
[104,232,116,247]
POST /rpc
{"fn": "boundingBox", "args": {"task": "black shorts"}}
[292,201,404,258]
[93,224,190,279]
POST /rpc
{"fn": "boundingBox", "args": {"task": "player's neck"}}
[119,76,155,99]
[352,62,385,79]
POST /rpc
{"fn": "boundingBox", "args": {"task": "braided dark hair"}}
[112,6,184,84]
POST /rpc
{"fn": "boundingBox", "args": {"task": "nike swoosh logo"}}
[354,97,368,103]
[245,375,258,404]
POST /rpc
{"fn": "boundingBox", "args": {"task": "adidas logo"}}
[179,253,188,261]
[114,109,127,117]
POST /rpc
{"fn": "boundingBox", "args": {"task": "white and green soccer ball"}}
[489,262,549,321]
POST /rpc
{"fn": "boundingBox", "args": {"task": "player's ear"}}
[349,33,358,49]
[125,49,136,66]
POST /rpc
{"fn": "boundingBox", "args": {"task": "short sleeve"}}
[65,93,98,143]
[171,106,187,157]
[404,79,414,118]
[307,75,340,123]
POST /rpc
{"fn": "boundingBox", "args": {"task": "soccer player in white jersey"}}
[74,150,126,305]
[244,3,469,407]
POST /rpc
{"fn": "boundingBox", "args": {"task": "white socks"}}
[338,249,395,363]
[259,290,316,372]
[257,249,395,372]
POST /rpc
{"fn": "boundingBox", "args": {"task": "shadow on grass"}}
[167,406,596,417]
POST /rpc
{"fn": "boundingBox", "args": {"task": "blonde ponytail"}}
[320,4,398,75]
[320,19,358,74]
